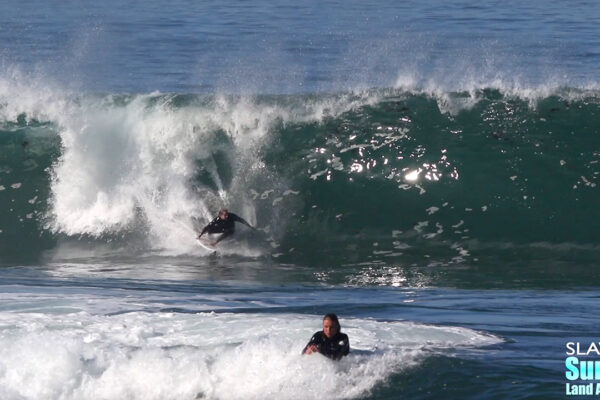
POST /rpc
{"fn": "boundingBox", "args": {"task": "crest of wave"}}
[392,64,599,115]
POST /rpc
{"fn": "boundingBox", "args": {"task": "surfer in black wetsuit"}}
[303,313,350,361]
[197,208,254,246]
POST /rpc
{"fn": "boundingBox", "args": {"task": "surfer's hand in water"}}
[304,344,319,354]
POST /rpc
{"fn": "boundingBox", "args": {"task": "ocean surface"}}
[1,1,599,399]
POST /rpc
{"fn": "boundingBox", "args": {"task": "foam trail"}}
[0,311,501,400]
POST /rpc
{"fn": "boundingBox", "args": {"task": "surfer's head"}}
[323,313,340,338]
[218,208,229,219]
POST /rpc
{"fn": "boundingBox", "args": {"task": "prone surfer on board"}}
[197,208,255,246]
[303,313,350,360]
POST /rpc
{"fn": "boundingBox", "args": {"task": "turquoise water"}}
[1,1,599,399]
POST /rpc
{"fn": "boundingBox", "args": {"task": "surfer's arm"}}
[335,335,350,359]
[198,217,219,238]
[231,213,254,229]
[302,333,321,355]
[198,224,210,238]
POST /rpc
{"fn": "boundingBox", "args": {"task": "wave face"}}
[0,82,599,276]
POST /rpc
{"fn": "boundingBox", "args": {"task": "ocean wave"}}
[0,77,598,264]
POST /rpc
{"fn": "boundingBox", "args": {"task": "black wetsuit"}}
[200,213,252,243]
[303,331,350,360]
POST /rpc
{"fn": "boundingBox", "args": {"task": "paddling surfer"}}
[303,313,350,360]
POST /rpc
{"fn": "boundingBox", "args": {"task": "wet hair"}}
[219,208,228,214]
[323,313,340,329]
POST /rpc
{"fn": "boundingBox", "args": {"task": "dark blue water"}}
[2,1,599,93]
[0,1,599,399]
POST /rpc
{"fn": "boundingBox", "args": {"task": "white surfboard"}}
[197,237,217,252]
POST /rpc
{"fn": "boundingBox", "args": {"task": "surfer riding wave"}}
[197,208,255,246]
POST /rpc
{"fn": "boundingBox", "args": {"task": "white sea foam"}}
[0,310,501,400]
[393,68,600,115]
